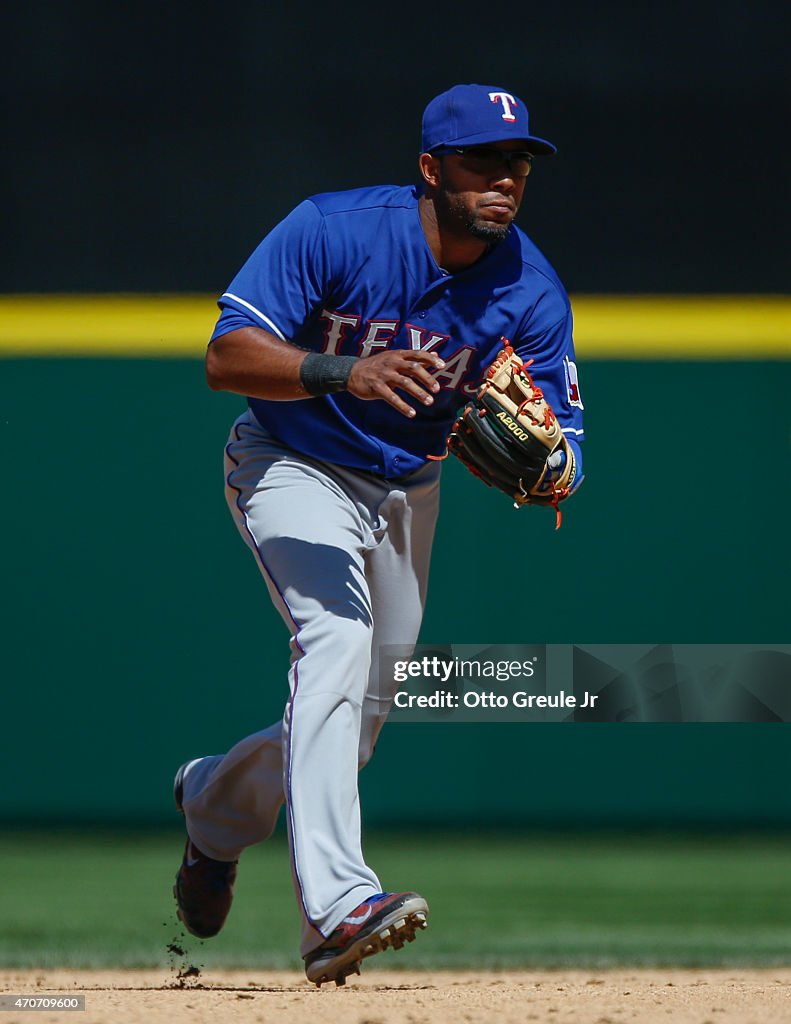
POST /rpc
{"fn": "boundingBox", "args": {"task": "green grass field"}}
[1,830,790,970]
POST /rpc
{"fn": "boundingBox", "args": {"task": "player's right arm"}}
[206,325,443,418]
[208,198,443,417]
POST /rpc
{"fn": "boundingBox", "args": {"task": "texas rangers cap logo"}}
[489,92,517,122]
[421,83,557,155]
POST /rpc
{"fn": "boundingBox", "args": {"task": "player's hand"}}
[347,350,445,418]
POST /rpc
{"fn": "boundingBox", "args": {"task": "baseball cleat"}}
[304,891,429,988]
[173,761,238,938]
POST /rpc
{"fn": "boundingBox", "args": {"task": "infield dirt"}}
[2,969,791,1024]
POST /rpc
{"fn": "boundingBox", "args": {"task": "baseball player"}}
[173,83,585,987]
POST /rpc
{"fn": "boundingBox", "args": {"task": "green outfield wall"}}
[2,357,790,827]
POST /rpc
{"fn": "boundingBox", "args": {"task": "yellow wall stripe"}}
[572,296,790,358]
[0,294,789,358]
[0,295,215,358]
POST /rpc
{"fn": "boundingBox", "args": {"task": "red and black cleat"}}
[173,838,238,939]
[172,761,238,939]
[304,891,429,988]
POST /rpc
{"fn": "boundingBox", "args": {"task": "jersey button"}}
[416,310,427,318]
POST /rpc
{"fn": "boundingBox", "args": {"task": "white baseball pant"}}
[179,410,440,955]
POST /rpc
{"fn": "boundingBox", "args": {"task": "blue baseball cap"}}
[421,84,556,156]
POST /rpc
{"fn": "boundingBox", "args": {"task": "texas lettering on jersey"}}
[320,309,475,392]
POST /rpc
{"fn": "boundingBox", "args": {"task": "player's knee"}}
[297,615,374,704]
[357,740,376,771]
[312,613,373,659]
[357,710,388,769]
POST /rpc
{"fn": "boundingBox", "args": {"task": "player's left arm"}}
[513,306,585,492]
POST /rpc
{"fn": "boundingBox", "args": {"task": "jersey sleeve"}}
[211,199,330,342]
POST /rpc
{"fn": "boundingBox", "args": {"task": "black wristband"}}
[299,352,359,396]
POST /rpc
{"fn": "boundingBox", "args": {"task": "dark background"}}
[3,0,789,294]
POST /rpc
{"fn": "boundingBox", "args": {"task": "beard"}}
[435,186,513,245]
[463,217,511,243]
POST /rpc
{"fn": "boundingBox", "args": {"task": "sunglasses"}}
[431,146,534,177]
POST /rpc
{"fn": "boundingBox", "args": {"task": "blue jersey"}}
[211,184,584,478]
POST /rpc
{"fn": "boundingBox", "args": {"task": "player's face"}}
[432,141,530,244]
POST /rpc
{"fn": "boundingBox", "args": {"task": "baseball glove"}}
[432,344,578,528]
